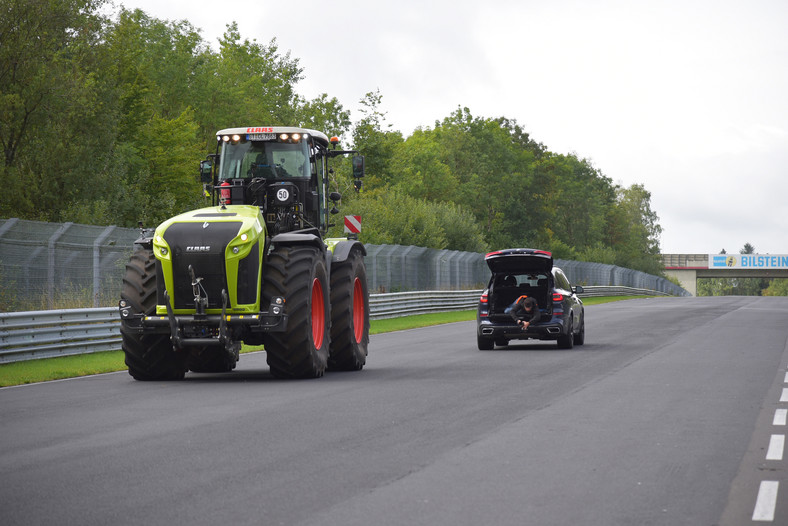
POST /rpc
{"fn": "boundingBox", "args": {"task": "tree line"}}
[1,0,664,276]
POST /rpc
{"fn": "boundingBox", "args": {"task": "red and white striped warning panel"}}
[344,215,361,234]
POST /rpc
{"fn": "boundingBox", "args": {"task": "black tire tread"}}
[261,245,329,379]
[120,250,186,380]
[557,318,574,349]
[328,250,369,371]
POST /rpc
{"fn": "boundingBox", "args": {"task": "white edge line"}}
[766,435,785,461]
[753,480,779,521]
[0,370,128,390]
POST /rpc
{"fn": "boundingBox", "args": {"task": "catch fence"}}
[0,218,688,312]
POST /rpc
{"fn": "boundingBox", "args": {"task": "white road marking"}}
[780,387,788,402]
[774,409,788,426]
[753,481,779,521]
[766,435,785,461]
[784,371,788,384]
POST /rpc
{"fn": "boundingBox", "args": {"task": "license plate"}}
[247,133,276,141]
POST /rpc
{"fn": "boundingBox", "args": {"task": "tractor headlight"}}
[152,233,172,261]
[227,228,257,259]
[269,296,285,315]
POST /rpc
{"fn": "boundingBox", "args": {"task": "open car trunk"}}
[484,249,554,320]
[488,273,552,319]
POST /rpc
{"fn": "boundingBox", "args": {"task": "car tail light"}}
[480,293,488,303]
[552,292,564,302]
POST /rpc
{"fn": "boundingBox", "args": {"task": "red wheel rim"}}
[352,277,364,343]
[311,278,325,348]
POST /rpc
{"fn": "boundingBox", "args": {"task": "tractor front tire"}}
[262,245,330,379]
[120,249,186,380]
[328,248,369,371]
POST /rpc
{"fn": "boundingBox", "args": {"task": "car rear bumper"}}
[477,318,565,341]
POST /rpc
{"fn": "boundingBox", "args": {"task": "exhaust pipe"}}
[482,328,494,335]
[546,327,560,334]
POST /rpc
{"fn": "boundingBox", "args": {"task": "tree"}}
[336,188,447,249]
[763,279,788,296]
[0,0,114,220]
[0,0,108,167]
[351,90,403,190]
[608,184,663,275]
[296,94,351,139]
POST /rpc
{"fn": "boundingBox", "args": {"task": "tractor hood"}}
[154,205,264,243]
[484,248,553,274]
[152,205,266,313]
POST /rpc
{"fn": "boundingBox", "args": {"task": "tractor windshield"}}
[218,139,310,179]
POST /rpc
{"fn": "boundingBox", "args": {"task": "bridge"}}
[662,254,788,296]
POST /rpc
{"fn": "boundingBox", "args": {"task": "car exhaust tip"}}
[482,328,494,335]
[546,327,560,334]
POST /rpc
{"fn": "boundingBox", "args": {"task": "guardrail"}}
[0,308,122,364]
[0,286,670,364]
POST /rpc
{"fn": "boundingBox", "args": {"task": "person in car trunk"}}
[509,295,541,330]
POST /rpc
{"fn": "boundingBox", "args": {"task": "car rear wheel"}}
[573,318,585,346]
[557,318,574,349]
[477,334,494,350]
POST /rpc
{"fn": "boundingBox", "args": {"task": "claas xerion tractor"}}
[118,127,369,380]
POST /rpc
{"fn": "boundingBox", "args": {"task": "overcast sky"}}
[116,0,788,255]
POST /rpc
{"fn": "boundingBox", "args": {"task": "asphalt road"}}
[2,296,788,526]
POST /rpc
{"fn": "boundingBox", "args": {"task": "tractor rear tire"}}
[262,245,330,379]
[120,249,186,380]
[328,248,369,371]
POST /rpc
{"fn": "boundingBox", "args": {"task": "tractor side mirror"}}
[199,160,212,183]
[329,192,341,215]
[352,155,365,178]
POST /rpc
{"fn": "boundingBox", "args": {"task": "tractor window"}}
[218,139,310,179]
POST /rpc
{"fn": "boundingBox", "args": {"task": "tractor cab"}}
[201,127,363,236]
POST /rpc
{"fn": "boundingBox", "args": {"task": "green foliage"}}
[1,3,669,279]
[337,188,446,248]
[352,90,404,189]
[697,277,768,297]
[607,184,664,275]
[576,244,617,265]
[763,279,788,296]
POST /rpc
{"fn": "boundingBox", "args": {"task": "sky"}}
[115,0,788,255]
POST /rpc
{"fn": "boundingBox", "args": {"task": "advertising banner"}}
[708,254,788,269]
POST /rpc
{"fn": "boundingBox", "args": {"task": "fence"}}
[0,219,141,311]
[0,218,689,312]
[0,286,671,364]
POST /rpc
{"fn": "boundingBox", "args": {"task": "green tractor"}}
[118,127,369,380]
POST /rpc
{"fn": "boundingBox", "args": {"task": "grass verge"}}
[0,296,652,387]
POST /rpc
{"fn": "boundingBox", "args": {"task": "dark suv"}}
[476,248,585,350]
